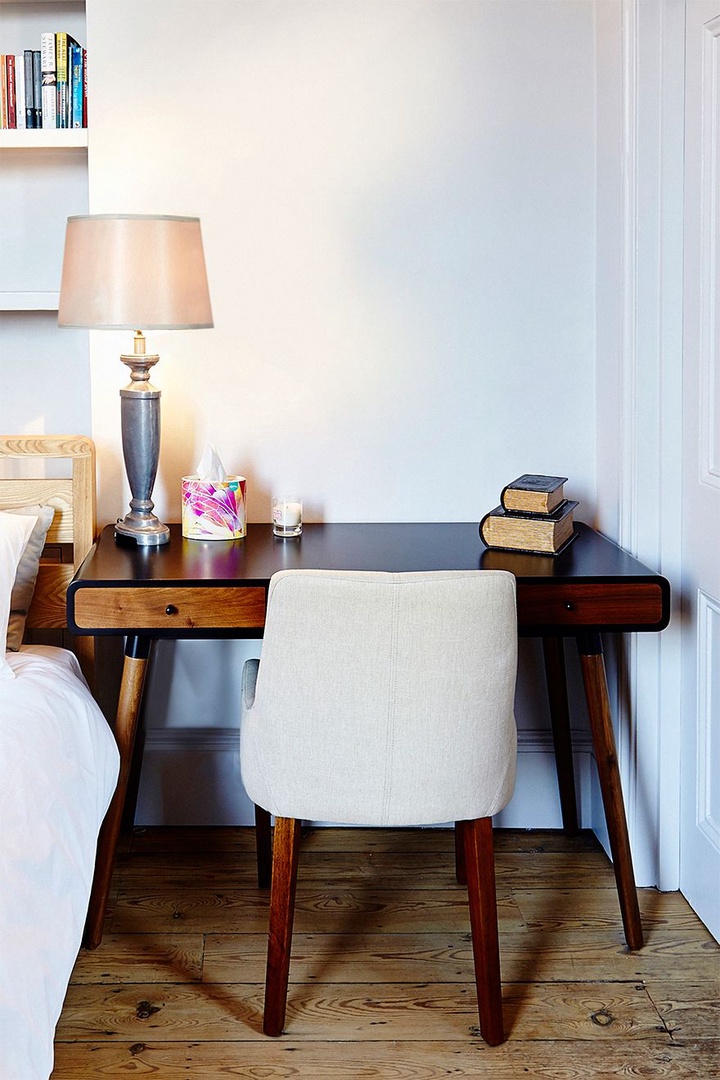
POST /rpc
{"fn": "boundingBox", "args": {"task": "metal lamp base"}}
[117,332,170,548]
[115,513,170,546]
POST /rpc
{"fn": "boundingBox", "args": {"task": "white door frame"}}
[596,0,685,890]
[677,1,720,938]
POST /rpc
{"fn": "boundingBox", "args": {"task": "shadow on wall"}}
[144,638,258,729]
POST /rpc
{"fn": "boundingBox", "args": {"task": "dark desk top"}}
[68,522,671,638]
[71,521,665,586]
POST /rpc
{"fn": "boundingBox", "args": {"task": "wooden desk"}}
[68,522,670,950]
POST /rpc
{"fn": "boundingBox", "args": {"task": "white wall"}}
[81,0,599,828]
[0,1,601,828]
[86,0,597,525]
[0,314,90,437]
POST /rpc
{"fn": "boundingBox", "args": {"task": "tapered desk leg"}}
[542,636,579,835]
[577,632,643,951]
[83,635,152,950]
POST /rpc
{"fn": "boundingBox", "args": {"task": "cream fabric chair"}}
[240,568,518,1045]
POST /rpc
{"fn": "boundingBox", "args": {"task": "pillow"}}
[0,512,37,681]
[4,504,55,651]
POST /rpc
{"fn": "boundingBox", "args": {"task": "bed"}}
[0,436,120,1080]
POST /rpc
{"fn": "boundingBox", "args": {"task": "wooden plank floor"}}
[53,827,720,1078]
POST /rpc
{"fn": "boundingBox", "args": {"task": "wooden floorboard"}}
[53,827,720,1078]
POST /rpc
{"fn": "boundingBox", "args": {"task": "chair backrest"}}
[241,568,518,826]
[0,435,96,681]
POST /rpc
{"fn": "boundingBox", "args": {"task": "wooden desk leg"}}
[577,632,643,951]
[542,636,579,835]
[83,635,152,950]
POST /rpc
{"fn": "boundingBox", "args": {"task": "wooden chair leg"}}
[255,805,272,889]
[463,816,505,1046]
[263,816,301,1037]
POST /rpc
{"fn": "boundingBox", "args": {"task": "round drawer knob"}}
[565,602,574,611]
[165,604,179,616]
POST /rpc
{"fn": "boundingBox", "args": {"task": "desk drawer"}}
[73,586,266,631]
[517,581,665,629]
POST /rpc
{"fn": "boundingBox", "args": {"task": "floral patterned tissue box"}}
[181,476,247,540]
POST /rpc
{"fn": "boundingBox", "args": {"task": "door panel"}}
[681,2,720,940]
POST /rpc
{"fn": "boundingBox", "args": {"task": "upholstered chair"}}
[240,568,518,1045]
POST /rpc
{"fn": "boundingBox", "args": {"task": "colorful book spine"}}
[0,58,7,129]
[82,48,87,127]
[70,43,83,128]
[15,55,26,129]
[55,31,68,128]
[6,54,17,129]
[32,51,42,128]
[40,33,56,130]
[24,50,35,128]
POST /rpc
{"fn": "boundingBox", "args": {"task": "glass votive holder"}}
[272,496,303,537]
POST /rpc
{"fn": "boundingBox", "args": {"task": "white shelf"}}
[0,291,59,312]
[0,0,88,435]
[0,129,87,149]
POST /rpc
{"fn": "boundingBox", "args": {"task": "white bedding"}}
[0,646,119,1080]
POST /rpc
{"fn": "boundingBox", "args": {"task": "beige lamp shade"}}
[58,214,214,329]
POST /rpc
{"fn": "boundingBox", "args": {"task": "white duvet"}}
[0,646,119,1080]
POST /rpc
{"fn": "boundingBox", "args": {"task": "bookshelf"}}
[0,0,90,434]
[0,1,88,312]
[0,127,88,148]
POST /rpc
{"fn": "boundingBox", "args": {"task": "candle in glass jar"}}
[272,496,303,536]
[280,501,301,527]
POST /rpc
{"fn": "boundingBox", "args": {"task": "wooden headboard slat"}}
[0,435,96,460]
[0,480,75,544]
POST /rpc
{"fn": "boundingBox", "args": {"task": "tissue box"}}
[181,476,247,540]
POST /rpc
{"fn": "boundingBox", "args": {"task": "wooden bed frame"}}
[0,435,97,682]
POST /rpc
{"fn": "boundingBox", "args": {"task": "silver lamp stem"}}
[115,331,170,546]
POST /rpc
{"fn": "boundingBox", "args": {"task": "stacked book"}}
[1,32,87,130]
[479,474,577,555]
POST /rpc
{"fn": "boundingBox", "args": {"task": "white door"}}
[680,1,720,940]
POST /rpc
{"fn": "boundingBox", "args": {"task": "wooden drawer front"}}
[73,586,266,631]
[517,582,665,628]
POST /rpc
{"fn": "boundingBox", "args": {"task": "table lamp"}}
[58,213,213,546]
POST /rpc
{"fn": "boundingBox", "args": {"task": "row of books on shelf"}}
[1,32,87,131]
[479,474,577,555]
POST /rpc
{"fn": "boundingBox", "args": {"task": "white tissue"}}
[195,443,227,482]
